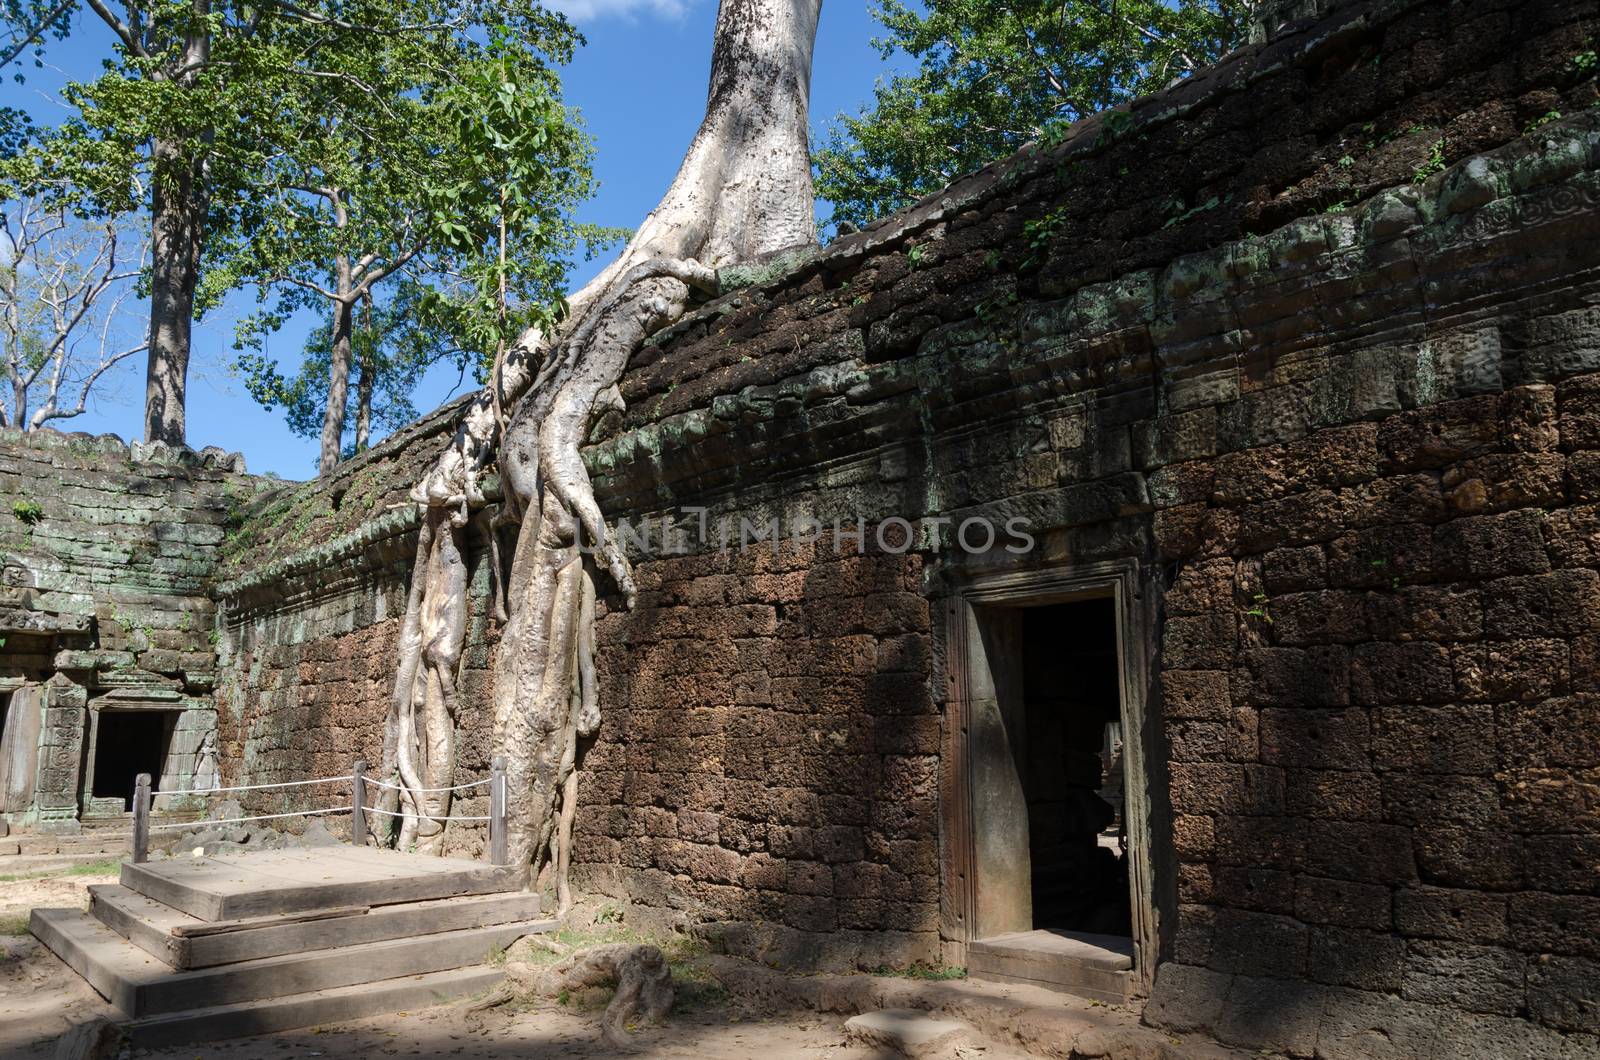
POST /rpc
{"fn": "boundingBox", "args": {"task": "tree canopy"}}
[814,0,1255,230]
[209,23,613,471]
[0,0,603,454]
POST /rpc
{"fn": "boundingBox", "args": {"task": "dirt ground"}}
[0,868,1001,1060]
[0,932,910,1059]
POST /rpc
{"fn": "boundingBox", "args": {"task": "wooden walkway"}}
[30,846,545,1045]
[121,846,526,920]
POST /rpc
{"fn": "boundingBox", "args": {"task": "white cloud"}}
[545,0,691,21]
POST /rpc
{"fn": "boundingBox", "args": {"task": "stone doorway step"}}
[29,846,550,1045]
[966,929,1134,1002]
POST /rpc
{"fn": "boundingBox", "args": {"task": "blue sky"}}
[3,0,907,478]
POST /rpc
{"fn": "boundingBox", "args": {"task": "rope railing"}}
[362,775,492,794]
[181,774,356,795]
[363,806,492,822]
[147,806,349,830]
[128,755,509,866]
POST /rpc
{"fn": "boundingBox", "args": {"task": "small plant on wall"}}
[11,499,43,526]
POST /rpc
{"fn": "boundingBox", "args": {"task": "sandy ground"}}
[0,932,904,1060]
[0,868,121,925]
[0,869,942,1060]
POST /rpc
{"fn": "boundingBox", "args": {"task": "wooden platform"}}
[120,846,526,920]
[30,846,547,1044]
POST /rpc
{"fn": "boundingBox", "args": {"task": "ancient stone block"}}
[1349,642,1455,704]
[1286,768,1382,821]
[1208,909,1308,978]
[1395,885,1509,944]
[1371,704,1496,775]
[1481,570,1600,638]
[1215,814,1303,870]
[1261,708,1372,771]
[1262,545,1326,593]
[1523,833,1600,894]
[1270,589,1369,643]
[1168,711,1258,763]
[1144,962,1231,1034]
[1435,510,1553,581]
[1402,940,1526,1017]
[1363,586,1484,643]
[1453,640,1568,701]
[1214,867,1295,915]
[1379,394,1504,472]
[1497,695,1600,770]
[1161,613,1238,669]
[1327,523,1433,587]
[1214,974,1325,1057]
[1414,826,1523,890]
[1169,762,1285,816]
[1507,892,1600,958]
[1308,925,1407,992]
[1236,646,1350,707]
[1162,670,1233,720]
[1527,955,1600,1033]
[1294,875,1393,930]
[1303,821,1418,885]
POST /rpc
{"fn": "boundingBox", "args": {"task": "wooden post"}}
[131,772,151,864]
[351,759,367,847]
[489,755,508,866]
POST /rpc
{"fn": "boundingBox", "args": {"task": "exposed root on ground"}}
[468,943,674,1052]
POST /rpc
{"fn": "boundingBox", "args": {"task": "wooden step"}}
[121,846,527,920]
[32,906,552,1017]
[120,965,505,1047]
[967,929,1134,1003]
[90,884,543,968]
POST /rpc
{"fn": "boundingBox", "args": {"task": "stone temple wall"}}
[0,431,265,825]
[213,0,1600,1054]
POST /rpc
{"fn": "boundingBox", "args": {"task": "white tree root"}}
[470,943,674,1052]
[377,504,469,853]
[390,0,823,893]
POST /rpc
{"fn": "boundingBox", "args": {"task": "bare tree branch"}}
[0,196,149,430]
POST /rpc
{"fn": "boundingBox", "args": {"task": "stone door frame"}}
[940,558,1160,992]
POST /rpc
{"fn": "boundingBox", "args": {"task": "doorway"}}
[945,562,1158,999]
[1017,598,1131,936]
[91,710,175,810]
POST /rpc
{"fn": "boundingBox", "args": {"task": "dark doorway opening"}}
[91,711,174,810]
[1019,597,1131,938]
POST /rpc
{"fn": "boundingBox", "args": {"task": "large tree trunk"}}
[355,294,375,453]
[320,290,355,475]
[392,0,822,879]
[143,139,206,447]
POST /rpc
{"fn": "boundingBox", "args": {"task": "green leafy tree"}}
[814,0,1257,230]
[0,0,582,450]
[237,287,457,460]
[219,29,615,473]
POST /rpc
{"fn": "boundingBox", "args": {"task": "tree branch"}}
[83,0,147,57]
[0,0,77,68]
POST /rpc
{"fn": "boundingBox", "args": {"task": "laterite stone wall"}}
[214,1,1600,1053]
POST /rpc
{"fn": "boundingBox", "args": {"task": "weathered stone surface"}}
[842,1009,970,1056]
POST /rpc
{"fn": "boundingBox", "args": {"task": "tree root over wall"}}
[380,0,825,908]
